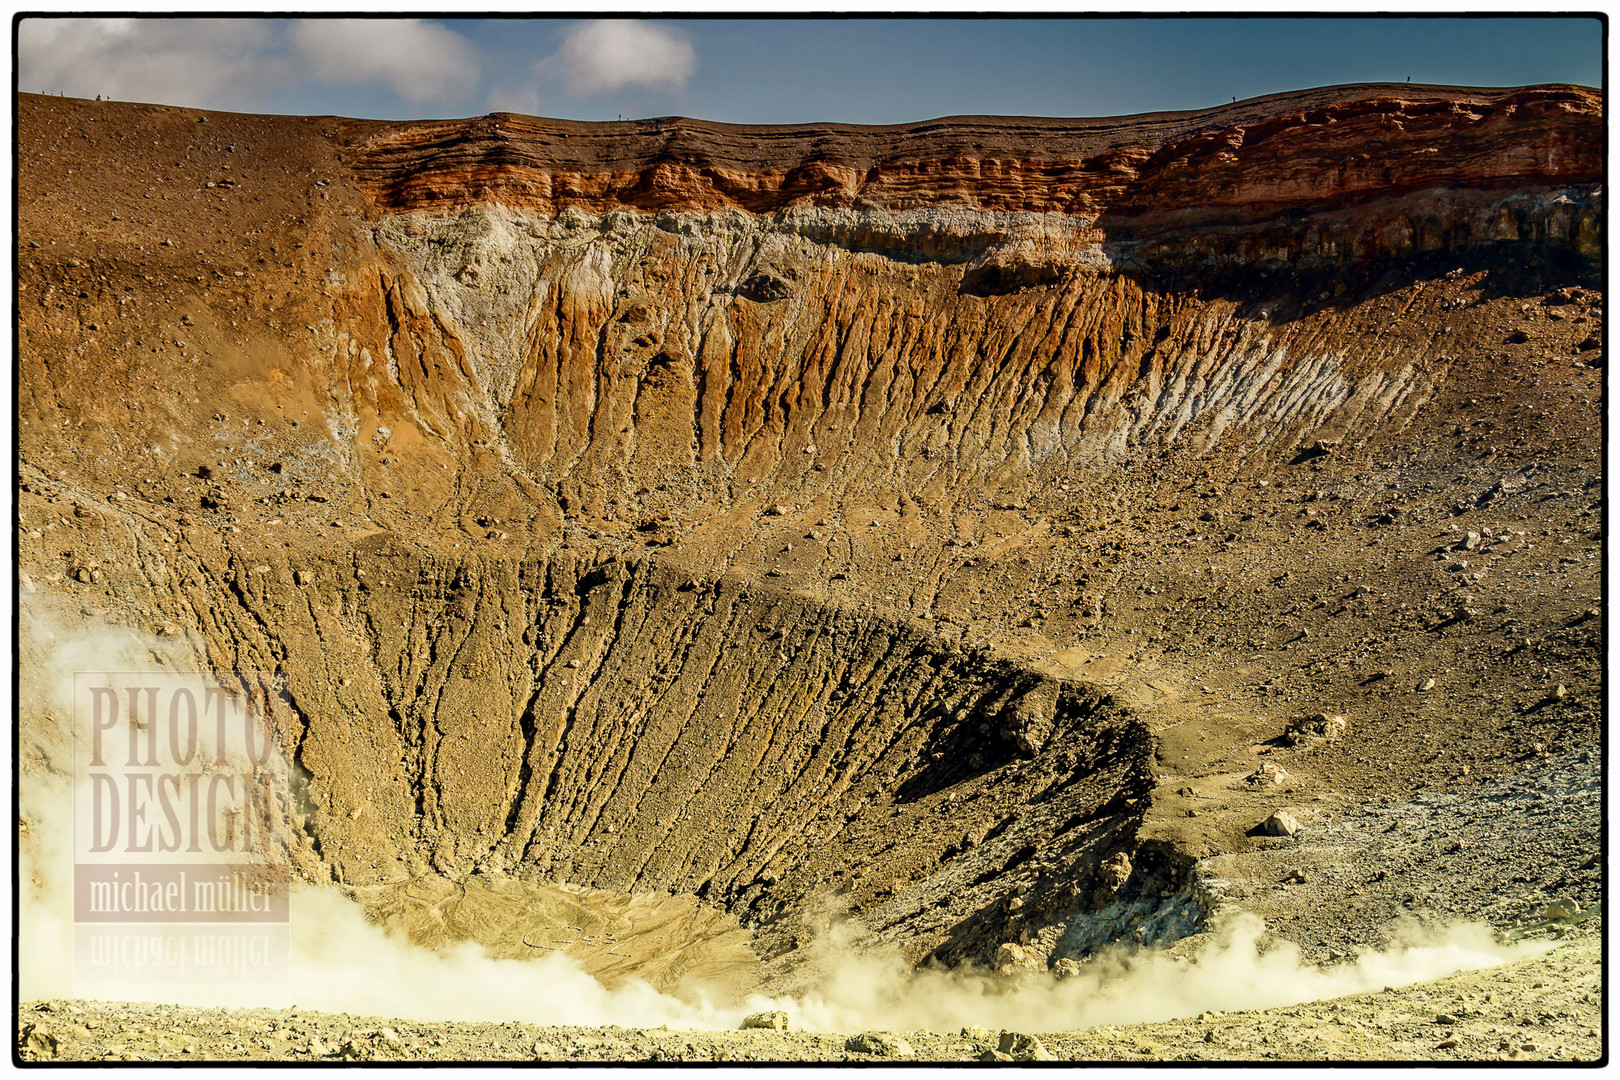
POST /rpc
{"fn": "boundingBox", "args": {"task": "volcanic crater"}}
[16,82,1603,1034]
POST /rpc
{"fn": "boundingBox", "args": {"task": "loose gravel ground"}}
[16,930,1599,1063]
[18,906,1600,1066]
[1200,749,1602,963]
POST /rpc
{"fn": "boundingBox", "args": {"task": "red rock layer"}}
[351,84,1602,232]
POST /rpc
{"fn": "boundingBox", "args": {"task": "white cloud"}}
[17,16,483,113]
[289,19,478,106]
[484,83,544,117]
[545,19,696,96]
[17,18,290,111]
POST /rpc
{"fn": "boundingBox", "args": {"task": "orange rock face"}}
[351,83,1601,268]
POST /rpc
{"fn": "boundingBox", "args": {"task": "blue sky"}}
[17,15,1604,124]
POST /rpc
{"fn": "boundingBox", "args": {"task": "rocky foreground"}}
[16,929,1601,1063]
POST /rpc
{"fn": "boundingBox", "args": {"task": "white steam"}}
[288,886,737,1026]
[19,608,1554,1036]
[34,883,1546,1035]
[19,605,192,1000]
[543,19,697,96]
[745,911,1554,1033]
[19,602,290,1004]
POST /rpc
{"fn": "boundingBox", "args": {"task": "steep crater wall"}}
[20,519,1157,968]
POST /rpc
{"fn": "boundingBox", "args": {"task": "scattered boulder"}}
[995,942,1038,972]
[337,1038,373,1061]
[18,1024,58,1060]
[845,1031,914,1057]
[1545,897,1582,922]
[979,1049,1015,1062]
[1284,712,1346,746]
[1092,850,1133,903]
[1246,761,1290,786]
[740,1011,790,1032]
[998,1031,1053,1061]
[1261,810,1303,837]
[1417,677,1436,692]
